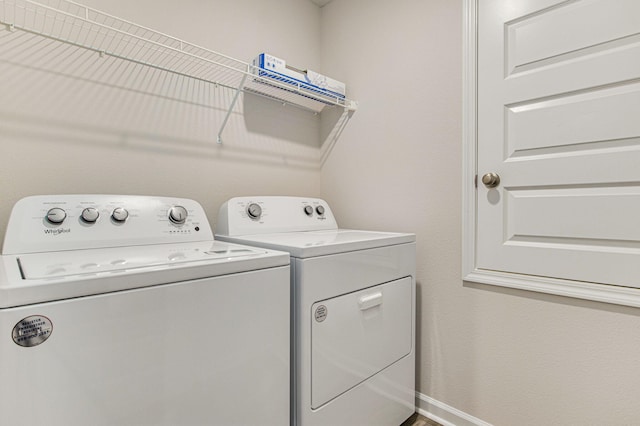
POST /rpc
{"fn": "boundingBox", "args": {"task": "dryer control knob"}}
[315,205,325,216]
[247,203,262,220]
[111,207,129,222]
[81,207,100,223]
[168,205,188,224]
[304,205,314,216]
[46,207,67,224]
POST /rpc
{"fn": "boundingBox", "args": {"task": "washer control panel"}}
[216,196,338,236]
[3,195,213,255]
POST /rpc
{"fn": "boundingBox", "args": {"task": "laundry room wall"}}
[6,1,640,425]
[319,1,640,425]
[0,0,326,243]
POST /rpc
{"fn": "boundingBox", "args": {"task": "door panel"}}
[477,0,640,288]
[310,277,412,410]
[505,0,640,75]
[506,83,640,156]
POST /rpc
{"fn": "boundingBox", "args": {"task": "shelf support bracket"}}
[217,70,249,144]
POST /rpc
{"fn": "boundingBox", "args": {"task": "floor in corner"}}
[401,412,443,426]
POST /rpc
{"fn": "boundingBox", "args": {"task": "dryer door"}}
[310,276,412,409]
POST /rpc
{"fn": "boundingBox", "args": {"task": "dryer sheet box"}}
[252,53,346,99]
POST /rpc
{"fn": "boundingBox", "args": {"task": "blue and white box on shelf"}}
[252,53,346,99]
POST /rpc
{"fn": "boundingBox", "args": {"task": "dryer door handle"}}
[358,292,383,310]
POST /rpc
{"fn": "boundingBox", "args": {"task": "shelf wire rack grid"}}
[0,0,357,141]
[1,0,248,90]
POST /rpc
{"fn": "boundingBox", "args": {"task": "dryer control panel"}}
[3,195,213,254]
[216,196,338,236]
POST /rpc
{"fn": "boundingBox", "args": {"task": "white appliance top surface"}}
[0,195,289,308]
[0,240,288,308]
[18,241,268,280]
[216,196,415,257]
[218,229,415,258]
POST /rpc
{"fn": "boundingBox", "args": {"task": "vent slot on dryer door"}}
[310,276,412,409]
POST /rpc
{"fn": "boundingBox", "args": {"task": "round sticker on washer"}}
[314,305,327,322]
[12,315,53,347]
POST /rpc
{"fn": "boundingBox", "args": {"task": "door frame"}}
[461,0,640,307]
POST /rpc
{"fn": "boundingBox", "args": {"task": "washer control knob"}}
[46,207,66,224]
[168,205,188,224]
[81,207,99,223]
[304,205,314,216]
[111,207,129,222]
[247,203,262,220]
[316,205,325,216]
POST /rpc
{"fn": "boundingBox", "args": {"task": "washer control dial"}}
[247,203,262,220]
[168,205,188,224]
[304,205,314,216]
[46,207,66,224]
[81,207,100,223]
[111,207,129,222]
[315,205,325,216]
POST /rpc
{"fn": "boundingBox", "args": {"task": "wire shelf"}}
[0,0,357,142]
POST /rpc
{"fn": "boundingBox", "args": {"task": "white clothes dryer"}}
[0,195,290,426]
[216,196,416,426]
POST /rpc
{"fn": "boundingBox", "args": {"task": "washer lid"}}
[217,229,415,258]
[18,242,268,279]
[0,241,289,308]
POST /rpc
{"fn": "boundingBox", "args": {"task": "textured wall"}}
[319,1,640,425]
[5,1,640,424]
[0,0,324,242]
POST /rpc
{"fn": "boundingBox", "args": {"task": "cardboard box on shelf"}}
[252,53,346,99]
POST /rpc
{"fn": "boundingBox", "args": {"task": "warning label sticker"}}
[12,315,53,347]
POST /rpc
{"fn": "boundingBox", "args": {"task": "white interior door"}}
[475,0,640,289]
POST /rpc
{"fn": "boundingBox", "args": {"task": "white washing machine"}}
[216,196,416,426]
[0,194,290,426]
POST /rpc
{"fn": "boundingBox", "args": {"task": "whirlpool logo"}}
[44,228,71,235]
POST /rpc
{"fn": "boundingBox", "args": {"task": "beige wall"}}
[0,0,324,243]
[4,1,640,425]
[320,1,640,425]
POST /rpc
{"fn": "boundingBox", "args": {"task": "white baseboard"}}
[415,392,492,426]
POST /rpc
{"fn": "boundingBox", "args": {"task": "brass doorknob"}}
[482,173,500,188]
